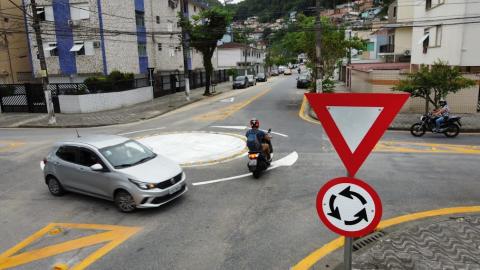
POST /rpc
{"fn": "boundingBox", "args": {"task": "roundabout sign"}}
[317,177,382,238]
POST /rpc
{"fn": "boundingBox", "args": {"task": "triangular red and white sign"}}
[306,93,409,176]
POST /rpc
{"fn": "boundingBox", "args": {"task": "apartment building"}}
[384,0,414,62]
[24,0,210,83]
[0,0,34,83]
[410,0,480,71]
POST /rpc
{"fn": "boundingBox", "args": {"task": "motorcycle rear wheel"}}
[444,124,460,138]
[253,171,261,179]
[410,123,426,137]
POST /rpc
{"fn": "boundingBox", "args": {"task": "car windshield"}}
[299,75,308,80]
[258,73,265,77]
[235,76,245,81]
[99,140,156,169]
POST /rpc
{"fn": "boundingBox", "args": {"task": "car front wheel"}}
[47,176,65,196]
[114,190,136,213]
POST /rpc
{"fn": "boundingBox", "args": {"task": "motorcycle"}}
[410,113,462,138]
[247,129,273,179]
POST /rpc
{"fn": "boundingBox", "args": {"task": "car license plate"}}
[249,160,257,166]
[169,184,181,194]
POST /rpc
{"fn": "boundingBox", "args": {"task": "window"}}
[425,25,442,48]
[156,16,160,24]
[426,0,432,9]
[194,6,197,12]
[175,46,181,52]
[70,41,85,55]
[138,43,147,57]
[426,0,444,10]
[70,3,90,20]
[168,0,178,9]
[422,30,430,54]
[77,148,102,167]
[35,7,46,21]
[157,43,162,51]
[56,146,77,163]
[135,11,145,27]
[393,6,397,17]
[44,42,58,57]
[167,20,173,32]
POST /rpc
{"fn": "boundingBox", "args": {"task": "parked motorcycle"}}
[410,113,462,138]
[247,129,273,179]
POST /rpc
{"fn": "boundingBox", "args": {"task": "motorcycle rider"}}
[432,99,450,132]
[246,118,272,162]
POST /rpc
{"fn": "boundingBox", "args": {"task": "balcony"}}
[379,44,395,54]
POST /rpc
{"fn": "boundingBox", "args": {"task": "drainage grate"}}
[353,230,386,252]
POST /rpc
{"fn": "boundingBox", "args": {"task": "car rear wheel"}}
[114,190,136,213]
[47,176,65,196]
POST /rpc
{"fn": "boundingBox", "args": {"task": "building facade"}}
[0,0,34,83]
[216,43,265,74]
[24,0,211,83]
[410,0,480,71]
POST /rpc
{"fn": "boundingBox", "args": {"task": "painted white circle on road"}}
[138,132,247,166]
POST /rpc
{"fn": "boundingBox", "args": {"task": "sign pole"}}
[344,171,352,270]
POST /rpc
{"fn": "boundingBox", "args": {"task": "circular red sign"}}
[316,177,382,238]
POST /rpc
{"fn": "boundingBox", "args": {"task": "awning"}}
[417,33,430,45]
[44,45,56,51]
[70,44,84,52]
[36,10,45,14]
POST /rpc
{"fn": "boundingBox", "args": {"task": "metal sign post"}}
[344,237,353,270]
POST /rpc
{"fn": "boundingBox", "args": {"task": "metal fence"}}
[59,78,149,95]
[153,70,228,98]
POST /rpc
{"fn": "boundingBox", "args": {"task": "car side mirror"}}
[90,163,104,171]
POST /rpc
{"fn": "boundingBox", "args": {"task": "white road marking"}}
[211,126,289,137]
[220,97,235,103]
[117,127,165,136]
[192,151,298,186]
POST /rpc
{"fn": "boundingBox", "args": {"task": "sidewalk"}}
[304,82,480,132]
[0,82,232,128]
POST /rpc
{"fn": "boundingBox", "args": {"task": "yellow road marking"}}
[292,206,480,270]
[0,140,25,152]
[194,88,271,121]
[299,97,480,155]
[375,141,480,155]
[0,223,141,270]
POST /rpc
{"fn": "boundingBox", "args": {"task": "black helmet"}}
[439,100,447,106]
[250,118,260,129]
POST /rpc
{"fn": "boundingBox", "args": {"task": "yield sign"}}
[306,93,409,176]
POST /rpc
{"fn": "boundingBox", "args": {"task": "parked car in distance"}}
[256,73,267,82]
[278,66,286,74]
[233,76,249,89]
[41,135,187,212]
[297,74,312,89]
[284,69,292,75]
[247,75,257,86]
[271,70,279,76]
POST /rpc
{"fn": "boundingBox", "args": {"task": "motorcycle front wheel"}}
[444,124,460,138]
[410,123,426,137]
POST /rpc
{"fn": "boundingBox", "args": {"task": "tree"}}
[393,60,476,113]
[180,7,232,96]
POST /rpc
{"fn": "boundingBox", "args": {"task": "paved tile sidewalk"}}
[0,82,232,128]
[351,215,480,270]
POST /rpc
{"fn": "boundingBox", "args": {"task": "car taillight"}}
[248,153,259,159]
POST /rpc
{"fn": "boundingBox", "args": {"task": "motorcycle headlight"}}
[420,116,425,121]
[129,179,156,190]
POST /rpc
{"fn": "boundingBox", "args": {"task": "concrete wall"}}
[59,86,153,113]
[350,69,479,113]
[394,28,412,55]
[217,49,241,68]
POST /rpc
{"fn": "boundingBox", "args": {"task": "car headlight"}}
[129,179,156,190]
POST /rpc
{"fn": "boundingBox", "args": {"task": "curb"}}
[15,91,224,128]
[303,100,480,133]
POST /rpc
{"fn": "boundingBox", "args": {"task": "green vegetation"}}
[180,6,232,96]
[393,60,477,113]
[84,71,135,93]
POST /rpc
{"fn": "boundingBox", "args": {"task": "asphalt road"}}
[0,75,479,270]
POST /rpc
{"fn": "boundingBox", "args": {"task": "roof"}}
[351,62,410,72]
[59,135,130,149]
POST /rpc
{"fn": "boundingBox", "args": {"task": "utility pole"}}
[180,0,191,101]
[3,33,15,83]
[315,0,323,93]
[30,0,55,124]
[244,23,248,75]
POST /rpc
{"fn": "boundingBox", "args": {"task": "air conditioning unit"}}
[67,20,80,27]
[93,41,101,48]
[404,49,411,56]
